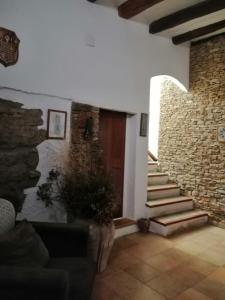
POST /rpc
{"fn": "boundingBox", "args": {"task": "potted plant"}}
[37,168,116,272]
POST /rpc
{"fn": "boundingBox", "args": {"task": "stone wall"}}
[0,98,46,212]
[70,102,102,174]
[158,34,225,227]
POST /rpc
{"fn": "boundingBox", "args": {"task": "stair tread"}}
[148,172,168,177]
[148,162,158,165]
[146,196,193,208]
[152,209,208,225]
[147,184,178,191]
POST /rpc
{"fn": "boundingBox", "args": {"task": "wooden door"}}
[99,110,126,218]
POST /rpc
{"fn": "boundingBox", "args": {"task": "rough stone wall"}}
[158,35,225,227]
[0,99,46,212]
[70,102,102,174]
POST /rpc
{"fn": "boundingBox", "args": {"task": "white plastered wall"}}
[0,88,71,222]
[0,0,190,221]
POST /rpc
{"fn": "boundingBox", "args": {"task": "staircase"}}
[146,158,208,236]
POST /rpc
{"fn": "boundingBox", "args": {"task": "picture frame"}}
[218,126,225,142]
[47,109,67,140]
[140,113,148,137]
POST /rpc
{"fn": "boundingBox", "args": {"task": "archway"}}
[148,75,187,158]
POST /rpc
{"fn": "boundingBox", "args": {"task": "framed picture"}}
[218,126,225,142]
[140,113,148,137]
[47,109,67,139]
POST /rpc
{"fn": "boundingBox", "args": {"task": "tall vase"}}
[89,221,115,273]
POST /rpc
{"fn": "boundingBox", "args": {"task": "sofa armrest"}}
[31,221,90,258]
[0,265,69,300]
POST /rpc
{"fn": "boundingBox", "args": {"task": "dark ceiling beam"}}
[172,19,225,45]
[118,0,165,19]
[150,0,225,34]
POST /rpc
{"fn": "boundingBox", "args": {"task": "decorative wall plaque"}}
[0,27,20,67]
[140,113,148,137]
[47,109,67,140]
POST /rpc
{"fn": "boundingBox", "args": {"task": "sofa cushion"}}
[47,257,95,300]
[0,198,15,235]
[0,220,49,268]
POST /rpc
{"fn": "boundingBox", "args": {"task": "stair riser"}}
[150,215,208,236]
[148,201,193,218]
[148,164,159,172]
[148,175,168,186]
[115,224,138,238]
[148,188,180,200]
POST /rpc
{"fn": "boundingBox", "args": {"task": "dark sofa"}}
[0,221,96,300]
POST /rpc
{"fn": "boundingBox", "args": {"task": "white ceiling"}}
[95,0,225,43]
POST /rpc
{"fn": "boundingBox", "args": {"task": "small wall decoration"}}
[0,27,20,67]
[83,117,93,140]
[140,113,148,137]
[47,109,67,139]
[218,126,225,142]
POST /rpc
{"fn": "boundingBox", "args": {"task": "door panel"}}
[99,110,126,218]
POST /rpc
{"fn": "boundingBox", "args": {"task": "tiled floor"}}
[92,225,225,300]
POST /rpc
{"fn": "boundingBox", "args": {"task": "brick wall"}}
[158,35,225,227]
[70,102,102,174]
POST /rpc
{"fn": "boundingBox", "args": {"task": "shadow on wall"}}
[148,75,187,158]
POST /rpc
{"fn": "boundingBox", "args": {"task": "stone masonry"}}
[0,99,46,212]
[158,34,225,227]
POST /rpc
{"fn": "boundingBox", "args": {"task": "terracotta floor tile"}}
[102,270,166,300]
[126,241,171,261]
[113,236,139,251]
[125,261,160,283]
[146,248,193,272]
[127,232,172,248]
[207,267,225,284]
[191,235,220,247]
[146,273,188,299]
[92,279,122,300]
[163,248,194,262]
[93,227,225,300]
[174,288,213,300]
[146,252,180,272]
[187,257,217,276]
[206,226,225,236]
[125,244,161,260]
[209,244,225,254]
[198,248,225,266]
[108,250,141,270]
[170,230,203,244]
[96,266,120,278]
[130,285,166,300]
[194,277,225,300]
[174,240,208,255]
[169,265,205,288]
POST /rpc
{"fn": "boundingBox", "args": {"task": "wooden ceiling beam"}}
[172,19,225,45]
[150,0,225,34]
[118,0,165,19]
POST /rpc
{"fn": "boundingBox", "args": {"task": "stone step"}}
[150,210,208,236]
[148,172,169,185]
[114,218,138,238]
[147,184,180,200]
[148,162,159,173]
[146,196,193,218]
